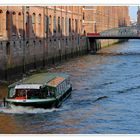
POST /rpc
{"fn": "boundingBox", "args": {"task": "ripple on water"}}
[0,105,61,114]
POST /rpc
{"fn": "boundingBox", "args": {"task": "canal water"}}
[1,40,140,134]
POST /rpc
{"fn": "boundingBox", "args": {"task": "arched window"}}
[32,13,35,24]
[72,19,74,33]
[80,20,82,34]
[83,12,85,20]
[12,12,16,34]
[6,42,10,55]
[32,13,36,34]
[38,14,41,24]
[18,12,22,36]
[38,14,41,36]
[69,18,71,33]
[49,15,52,34]
[75,19,78,33]
[0,10,3,34]
[6,11,11,37]
[45,16,49,33]
[53,16,56,34]
[58,17,60,33]
[26,12,29,38]
[26,12,29,23]
[62,17,64,35]
[65,17,69,36]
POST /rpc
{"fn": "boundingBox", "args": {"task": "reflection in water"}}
[1,40,140,133]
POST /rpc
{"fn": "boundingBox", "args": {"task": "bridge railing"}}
[99,25,140,37]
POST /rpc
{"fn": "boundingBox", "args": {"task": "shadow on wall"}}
[0,9,88,81]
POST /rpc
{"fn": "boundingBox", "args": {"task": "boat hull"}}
[6,87,72,108]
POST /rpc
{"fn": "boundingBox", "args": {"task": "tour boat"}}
[6,73,72,108]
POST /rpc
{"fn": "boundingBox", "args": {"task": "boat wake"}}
[0,104,61,114]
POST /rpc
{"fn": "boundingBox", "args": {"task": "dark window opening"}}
[6,42,10,55]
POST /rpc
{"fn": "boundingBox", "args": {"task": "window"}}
[49,15,51,25]
[0,10,3,34]
[33,41,35,47]
[84,6,96,10]
[6,11,10,34]
[58,17,60,33]
[69,18,71,33]
[49,15,52,34]
[38,14,41,24]
[72,19,74,33]
[75,19,78,33]
[62,17,64,35]
[45,16,49,33]
[53,16,56,34]
[80,20,82,34]
[65,17,69,36]
[6,42,10,55]
[26,12,29,38]
[13,42,16,48]
[0,42,2,50]
[38,14,41,36]
[83,12,85,20]
[26,41,29,47]
[78,36,80,45]
[19,41,21,48]
[18,12,22,36]
[32,13,35,24]
[12,12,16,34]
[26,12,29,23]
[32,13,36,34]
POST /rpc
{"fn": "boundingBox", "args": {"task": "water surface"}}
[0,40,140,134]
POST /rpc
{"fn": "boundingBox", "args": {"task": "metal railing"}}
[100,25,140,37]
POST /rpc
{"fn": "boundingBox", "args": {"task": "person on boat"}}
[48,91,51,97]
[15,90,27,100]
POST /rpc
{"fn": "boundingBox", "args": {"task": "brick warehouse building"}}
[83,6,130,34]
[0,6,130,80]
[0,6,87,80]
[83,6,130,47]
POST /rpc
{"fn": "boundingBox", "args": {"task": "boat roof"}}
[15,84,42,89]
[8,73,69,88]
[47,76,65,87]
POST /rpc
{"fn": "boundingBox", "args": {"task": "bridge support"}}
[88,38,101,54]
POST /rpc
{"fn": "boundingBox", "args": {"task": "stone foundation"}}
[0,37,88,81]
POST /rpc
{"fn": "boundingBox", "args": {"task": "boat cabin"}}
[7,74,70,100]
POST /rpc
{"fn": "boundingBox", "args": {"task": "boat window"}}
[14,89,42,99]
[59,86,61,94]
[47,87,56,97]
[14,89,27,99]
[40,87,48,98]
[27,89,41,99]
[60,83,63,92]
[57,86,60,94]
[64,81,66,89]
[63,82,65,90]
[9,88,16,98]
[66,78,70,85]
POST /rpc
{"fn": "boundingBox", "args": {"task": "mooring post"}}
[3,97,6,107]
